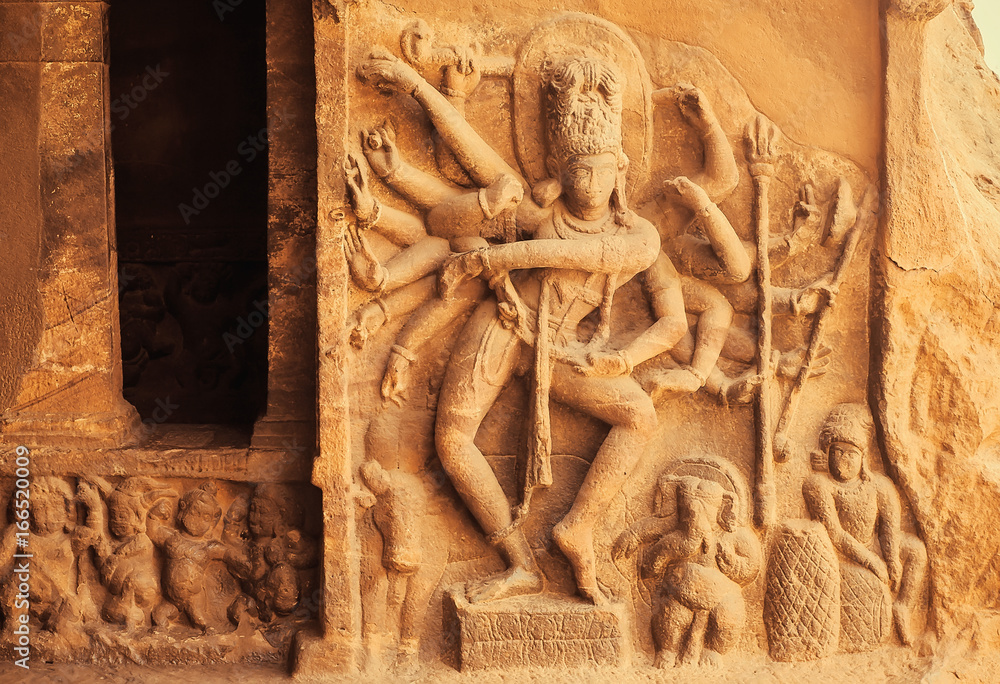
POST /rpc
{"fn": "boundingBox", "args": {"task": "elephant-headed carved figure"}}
[613,455,761,668]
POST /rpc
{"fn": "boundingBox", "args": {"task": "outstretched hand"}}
[381,351,412,406]
[356,47,422,96]
[441,61,482,99]
[794,184,820,222]
[360,122,401,180]
[674,83,717,133]
[76,479,102,509]
[343,224,388,292]
[572,350,629,378]
[663,176,711,213]
[793,274,838,315]
[343,153,377,222]
[777,343,833,380]
[439,249,488,299]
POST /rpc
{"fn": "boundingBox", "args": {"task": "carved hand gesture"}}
[674,83,717,133]
[719,371,763,405]
[776,344,833,380]
[343,224,388,292]
[149,498,173,522]
[439,248,489,299]
[356,47,422,96]
[663,176,712,213]
[349,301,387,349]
[360,123,401,180]
[441,61,482,99]
[572,350,629,378]
[343,154,377,222]
[381,350,412,406]
[794,184,820,222]
[482,174,524,217]
[786,184,822,258]
[76,480,102,510]
[792,274,837,315]
[869,554,890,585]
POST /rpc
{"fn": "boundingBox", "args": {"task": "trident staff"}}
[746,115,781,529]
[773,184,879,462]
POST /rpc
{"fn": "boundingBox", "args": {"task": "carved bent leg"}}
[704,592,746,666]
[549,365,658,605]
[396,515,449,674]
[652,594,693,669]
[435,298,543,603]
[649,275,734,400]
[894,533,928,645]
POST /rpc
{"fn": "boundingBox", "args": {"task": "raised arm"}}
[654,84,739,203]
[344,154,426,246]
[357,48,523,189]
[359,123,464,211]
[666,177,751,285]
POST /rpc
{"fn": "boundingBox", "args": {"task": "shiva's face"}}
[560,152,619,214]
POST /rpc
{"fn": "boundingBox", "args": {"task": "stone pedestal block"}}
[444,589,631,671]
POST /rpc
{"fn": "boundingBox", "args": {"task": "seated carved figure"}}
[803,403,927,647]
[225,484,318,624]
[76,477,178,629]
[0,477,87,647]
[614,468,761,668]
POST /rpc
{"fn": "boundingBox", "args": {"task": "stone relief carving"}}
[612,456,761,668]
[0,477,319,663]
[764,404,928,660]
[336,9,918,673]
[803,404,927,650]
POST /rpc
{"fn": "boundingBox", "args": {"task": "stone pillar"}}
[876,0,1000,642]
[291,0,360,676]
[0,1,140,448]
[251,0,319,456]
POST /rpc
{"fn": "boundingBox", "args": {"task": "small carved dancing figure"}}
[613,462,760,668]
[0,477,88,648]
[225,484,319,624]
[148,482,236,632]
[76,477,178,629]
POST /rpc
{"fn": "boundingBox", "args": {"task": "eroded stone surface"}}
[0,1,999,682]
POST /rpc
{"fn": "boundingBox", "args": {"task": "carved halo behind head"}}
[655,453,750,530]
[512,12,653,197]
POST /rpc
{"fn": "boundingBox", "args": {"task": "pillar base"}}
[0,402,144,449]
